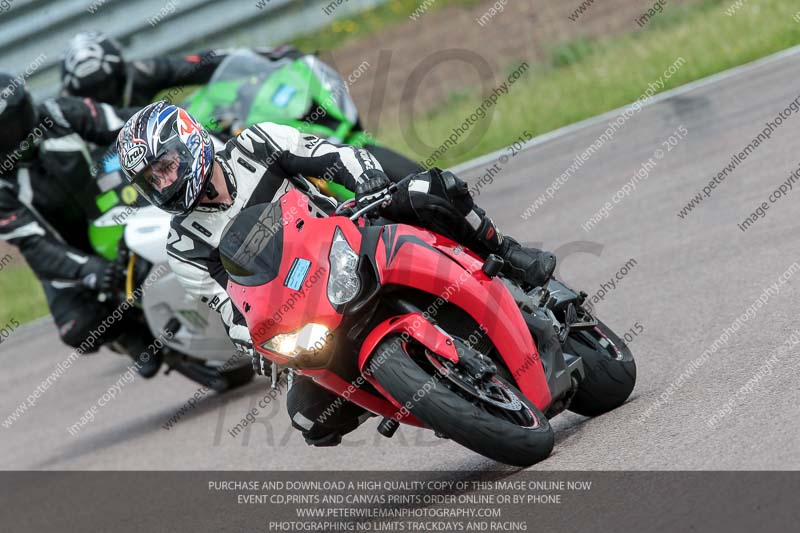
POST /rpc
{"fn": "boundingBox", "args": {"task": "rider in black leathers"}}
[59,32,423,180]
[0,73,160,376]
[60,31,302,107]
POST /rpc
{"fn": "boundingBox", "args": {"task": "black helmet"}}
[61,31,127,106]
[0,72,37,162]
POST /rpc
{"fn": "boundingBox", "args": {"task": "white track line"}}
[451,44,800,174]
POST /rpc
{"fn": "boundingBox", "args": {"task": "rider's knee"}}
[286,375,366,447]
[58,318,99,352]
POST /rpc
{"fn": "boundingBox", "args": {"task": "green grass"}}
[0,265,48,326]
[549,37,594,68]
[375,0,800,168]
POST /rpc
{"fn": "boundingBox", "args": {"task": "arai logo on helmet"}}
[121,143,147,171]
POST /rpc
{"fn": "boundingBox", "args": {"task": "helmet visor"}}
[68,75,124,105]
[129,140,197,215]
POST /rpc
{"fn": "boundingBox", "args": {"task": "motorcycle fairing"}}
[225,190,552,413]
[360,223,553,411]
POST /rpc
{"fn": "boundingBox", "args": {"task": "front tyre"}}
[567,319,636,417]
[369,335,554,467]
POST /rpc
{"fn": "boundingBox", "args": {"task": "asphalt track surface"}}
[3,48,800,472]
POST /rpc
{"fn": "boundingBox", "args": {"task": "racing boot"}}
[499,237,557,289]
[474,215,556,289]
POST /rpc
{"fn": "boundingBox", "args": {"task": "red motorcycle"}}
[220,179,636,466]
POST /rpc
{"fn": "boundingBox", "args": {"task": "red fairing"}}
[226,190,428,424]
[227,189,551,419]
[367,225,552,411]
[357,313,460,403]
[359,313,459,370]
[227,193,362,363]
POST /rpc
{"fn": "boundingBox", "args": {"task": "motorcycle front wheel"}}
[368,335,554,467]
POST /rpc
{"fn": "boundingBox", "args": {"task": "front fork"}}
[271,364,295,390]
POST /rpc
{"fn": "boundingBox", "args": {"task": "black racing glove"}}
[78,256,124,293]
[355,170,392,209]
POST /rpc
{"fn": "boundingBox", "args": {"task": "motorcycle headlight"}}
[327,228,361,306]
[262,323,331,358]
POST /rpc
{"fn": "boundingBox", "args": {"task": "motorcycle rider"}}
[116,101,556,444]
[0,73,161,377]
[60,31,301,107]
[63,31,423,180]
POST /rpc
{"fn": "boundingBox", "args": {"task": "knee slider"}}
[58,318,99,351]
[60,329,86,350]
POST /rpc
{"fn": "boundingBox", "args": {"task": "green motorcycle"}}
[182,49,422,200]
[91,49,420,258]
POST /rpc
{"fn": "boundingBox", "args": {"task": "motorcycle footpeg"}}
[481,254,504,277]
[377,417,400,438]
[566,303,598,331]
[566,303,578,325]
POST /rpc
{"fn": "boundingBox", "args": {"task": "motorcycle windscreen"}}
[194,49,297,132]
[219,202,284,287]
[302,55,359,125]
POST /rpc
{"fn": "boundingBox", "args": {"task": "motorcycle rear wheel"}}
[566,319,636,417]
[369,335,554,467]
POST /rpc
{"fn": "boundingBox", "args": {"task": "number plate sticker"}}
[272,84,297,108]
[284,258,311,291]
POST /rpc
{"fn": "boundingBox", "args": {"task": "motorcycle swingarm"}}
[523,308,585,414]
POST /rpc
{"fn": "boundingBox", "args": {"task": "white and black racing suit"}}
[166,122,384,356]
[166,121,539,446]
